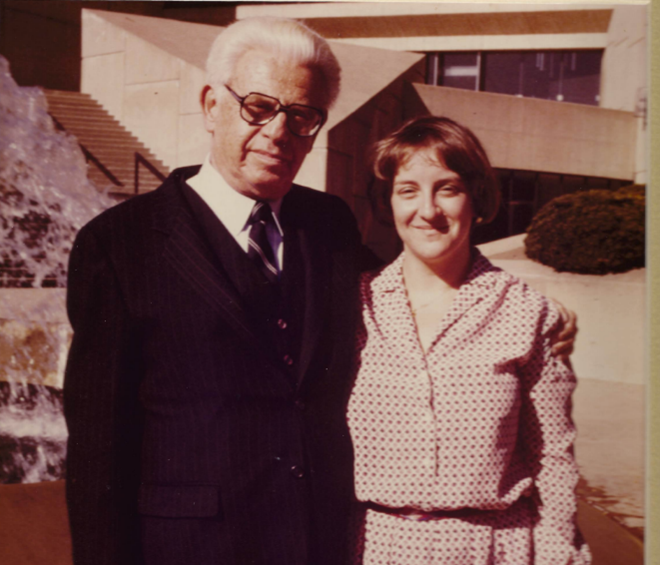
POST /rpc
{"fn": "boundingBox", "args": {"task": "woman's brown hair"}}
[371,115,501,224]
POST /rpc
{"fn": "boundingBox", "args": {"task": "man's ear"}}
[201,85,218,133]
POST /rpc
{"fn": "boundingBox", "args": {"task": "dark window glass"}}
[585,176,613,190]
[430,50,602,104]
[522,52,553,100]
[444,53,479,67]
[561,51,603,105]
[510,172,537,202]
[482,52,523,96]
[536,173,563,209]
[443,76,479,90]
[440,52,479,91]
[562,175,587,194]
[482,50,602,106]
[473,169,629,243]
[508,203,534,235]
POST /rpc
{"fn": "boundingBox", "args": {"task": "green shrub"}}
[524,185,645,274]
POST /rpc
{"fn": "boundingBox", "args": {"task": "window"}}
[426,49,603,106]
[442,52,481,91]
[471,170,628,244]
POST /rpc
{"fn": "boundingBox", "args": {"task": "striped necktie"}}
[247,201,278,284]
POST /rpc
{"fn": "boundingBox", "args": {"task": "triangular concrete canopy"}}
[85,9,223,69]
[408,82,636,180]
[86,9,424,130]
[325,42,423,129]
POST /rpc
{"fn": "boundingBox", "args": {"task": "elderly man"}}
[64,16,575,565]
[64,17,363,565]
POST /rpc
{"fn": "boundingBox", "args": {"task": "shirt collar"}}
[186,155,283,238]
[371,248,496,294]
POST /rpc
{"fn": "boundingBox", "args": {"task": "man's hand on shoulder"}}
[549,299,578,363]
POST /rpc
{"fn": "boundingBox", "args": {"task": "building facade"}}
[7,2,644,259]
[234,3,647,256]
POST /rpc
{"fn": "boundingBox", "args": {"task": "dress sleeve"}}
[519,302,591,565]
[63,224,144,565]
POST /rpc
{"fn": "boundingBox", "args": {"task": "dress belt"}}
[364,499,527,522]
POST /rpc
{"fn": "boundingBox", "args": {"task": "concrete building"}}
[75,3,647,260]
[1,1,646,257]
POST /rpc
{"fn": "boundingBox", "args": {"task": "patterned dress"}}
[347,251,590,565]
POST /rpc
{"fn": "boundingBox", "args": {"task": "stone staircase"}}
[43,89,169,198]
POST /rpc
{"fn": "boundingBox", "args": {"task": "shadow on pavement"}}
[578,499,644,565]
[0,482,645,565]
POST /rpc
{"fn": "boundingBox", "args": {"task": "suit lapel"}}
[151,174,271,358]
[281,189,331,387]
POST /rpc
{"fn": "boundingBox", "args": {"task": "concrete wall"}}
[81,10,210,170]
[239,2,612,18]
[327,63,424,260]
[600,5,647,113]
[406,83,637,182]
[599,5,648,183]
[237,3,612,52]
[0,1,235,92]
[241,2,644,117]
[238,3,646,185]
[478,235,645,386]
[80,10,425,191]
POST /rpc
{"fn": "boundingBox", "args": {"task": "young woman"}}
[348,116,590,565]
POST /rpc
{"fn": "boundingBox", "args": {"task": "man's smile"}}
[251,149,292,165]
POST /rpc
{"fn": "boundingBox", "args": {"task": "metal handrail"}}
[50,113,167,194]
[134,152,166,194]
[49,115,124,188]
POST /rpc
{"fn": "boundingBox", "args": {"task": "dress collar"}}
[370,248,497,295]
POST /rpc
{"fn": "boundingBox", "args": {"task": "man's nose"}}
[261,111,290,144]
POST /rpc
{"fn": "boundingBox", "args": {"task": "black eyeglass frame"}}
[224,84,326,137]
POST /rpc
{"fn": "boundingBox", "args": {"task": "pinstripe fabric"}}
[64,166,363,565]
[182,183,304,385]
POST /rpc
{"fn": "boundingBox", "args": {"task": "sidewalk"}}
[479,235,646,561]
[573,378,645,539]
[577,499,644,565]
[0,481,645,565]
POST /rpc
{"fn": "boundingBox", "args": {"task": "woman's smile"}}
[391,149,473,268]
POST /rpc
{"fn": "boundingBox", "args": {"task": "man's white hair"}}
[206,17,341,110]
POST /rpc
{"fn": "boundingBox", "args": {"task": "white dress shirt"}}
[186,155,284,272]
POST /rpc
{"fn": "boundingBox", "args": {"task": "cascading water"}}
[0,55,114,483]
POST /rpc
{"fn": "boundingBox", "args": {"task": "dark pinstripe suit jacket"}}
[63,166,364,565]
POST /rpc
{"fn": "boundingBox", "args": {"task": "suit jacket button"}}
[290,465,305,479]
[277,318,287,329]
[283,354,294,366]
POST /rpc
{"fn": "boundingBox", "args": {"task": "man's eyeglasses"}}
[225,84,325,138]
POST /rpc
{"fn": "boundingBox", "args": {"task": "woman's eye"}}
[394,186,416,196]
[440,185,461,195]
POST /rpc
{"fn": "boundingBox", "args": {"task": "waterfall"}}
[0,55,113,483]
